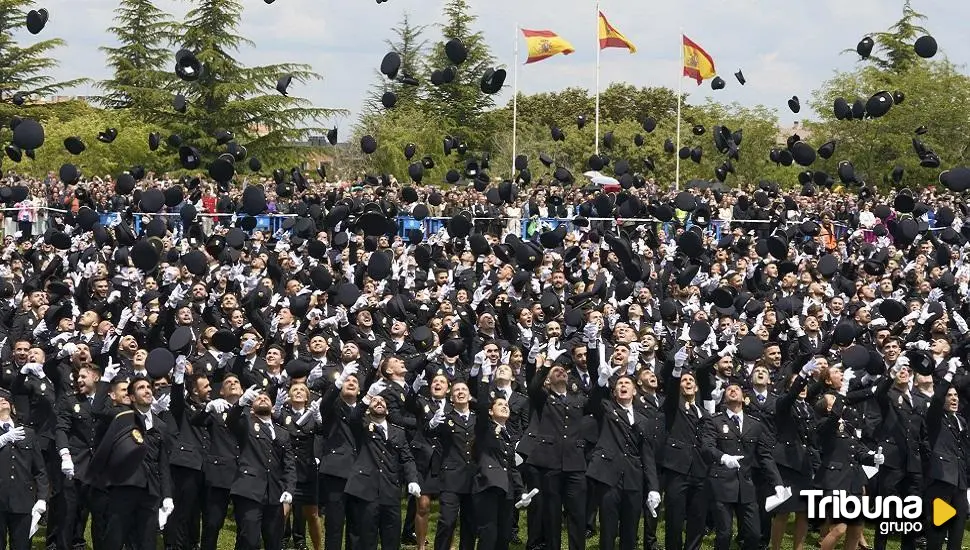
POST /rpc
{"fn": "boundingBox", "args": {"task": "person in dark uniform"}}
[769,365,819,550]
[92,375,174,550]
[317,364,365,550]
[633,368,664,550]
[586,362,660,550]
[699,382,784,550]
[813,393,884,550]
[227,384,297,550]
[165,357,211,550]
[275,382,323,550]
[470,394,532,550]
[54,364,101,550]
[344,391,421,550]
[427,380,476,550]
[0,388,49,550]
[527,338,590,550]
[199,373,243,550]
[924,377,969,550]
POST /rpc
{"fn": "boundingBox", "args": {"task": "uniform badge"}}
[722,423,729,434]
[490,391,496,399]
[437,369,443,375]
[222,413,228,421]
[495,425,502,436]
[254,423,260,433]
[262,378,269,387]
[131,429,144,444]
[285,416,292,425]
[571,383,578,393]
[369,423,375,432]
[423,404,430,413]
[743,396,750,406]
[448,419,454,426]
[74,403,81,413]
[898,395,904,406]
[40,383,46,392]
[401,393,406,402]
[837,419,844,433]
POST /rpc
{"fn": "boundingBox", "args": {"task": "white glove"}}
[20,362,44,378]
[161,498,174,514]
[411,375,428,393]
[546,338,567,362]
[174,355,188,384]
[720,454,743,469]
[158,497,174,529]
[800,358,820,377]
[869,318,888,329]
[367,380,388,398]
[58,342,79,359]
[280,492,293,504]
[928,288,944,302]
[646,491,661,518]
[151,392,171,414]
[205,398,231,414]
[674,348,689,368]
[407,482,422,497]
[774,485,786,500]
[873,446,885,466]
[31,500,46,516]
[427,345,443,361]
[429,406,446,428]
[102,359,120,383]
[907,340,930,351]
[515,488,539,509]
[107,290,121,304]
[60,452,75,480]
[239,385,261,407]
[32,320,47,338]
[718,344,737,358]
[240,339,258,356]
[49,331,70,345]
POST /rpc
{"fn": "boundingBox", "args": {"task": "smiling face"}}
[369,395,388,419]
[613,376,637,402]
[489,398,510,423]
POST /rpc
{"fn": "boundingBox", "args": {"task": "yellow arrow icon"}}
[934,498,956,526]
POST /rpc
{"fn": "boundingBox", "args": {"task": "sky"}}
[23,0,970,135]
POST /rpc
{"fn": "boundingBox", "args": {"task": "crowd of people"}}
[0,165,968,550]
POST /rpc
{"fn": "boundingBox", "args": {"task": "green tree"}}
[0,0,89,142]
[97,0,179,115]
[857,0,930,73]
[420,0,496,147]
[363,12,428,115]
[351,105,450,181]
[164,0,345,169]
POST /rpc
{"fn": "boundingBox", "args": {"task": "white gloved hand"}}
[280,492,293,504]
[31,500,46,516]
[161,498,174,515]
[174,355,188,384]
[20,362,44,378]
[151,392,171,414]
[407,482,422,497]
[718,344,737,358]
[774,485,786,500]
[907,340,930,351]
[107,290,121,304]
[869,318,888,329]
[720,454,743,469]
[873,446,885,466]
[205,399,231,414]
[429,406,447,428]
[239,385,261,407]
[240,339,258,356]
[646,491,661,518]
[58,342,79,359]
[60,453,75,480]
[674,348,689,368]
[367,380,388,398]
[515,488,539,509]
[800,358,820,377]
[411,375,428,393]
[546,338,567,362]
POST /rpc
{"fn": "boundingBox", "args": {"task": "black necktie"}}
[0,423,7,434]
[732,415,741,431]
[375,424,386,440]
[757,394,766,403]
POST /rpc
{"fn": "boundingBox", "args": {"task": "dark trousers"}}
[201,486,232,550]
[401,496,416,540]
[435,491,475,550]
[874,467,919,550]
[233,497,284,550]
[51,479,92,550]
[347,497,400,550]
[925,480,967,550]
[641,502,659,550]
[320,475,351,550]
[102,486,159,550]
[0,510,30,550]
[663,472,708,550]
[473,489,514,550]
[284,505,306,548]
[593,481,641,550]
[538,468,586,550]
[522,465,544,549]
[88,488,109,550]
[712,500,760,550]
[166,466,204,550]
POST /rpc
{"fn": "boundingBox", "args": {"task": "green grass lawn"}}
[32,502,927,550]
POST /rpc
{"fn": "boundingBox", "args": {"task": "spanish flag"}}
[682,35,716,85]
[522,29,575,64]
[598,12,636,53]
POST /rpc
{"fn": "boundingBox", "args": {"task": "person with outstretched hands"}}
[226,385,296,550]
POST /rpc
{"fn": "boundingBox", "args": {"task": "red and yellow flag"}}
[598,12,636,53]
[682,35,716,85]
[522,29,575,64]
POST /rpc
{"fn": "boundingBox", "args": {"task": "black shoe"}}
[585,529,594,540]
[401,533,418,545]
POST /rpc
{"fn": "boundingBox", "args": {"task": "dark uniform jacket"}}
[55,393,99,484]
[586,383,659,493]
[226,404,296,505]
[525,365,591,472]
[699,410,782,503]
[0,424,49,514]
[428,406,476,494]
[344,417,419,505]
[317,383,365,479]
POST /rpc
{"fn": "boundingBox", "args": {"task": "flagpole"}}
[512,22,519,179]
[594,0,601,155]
[675,28,683,192]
